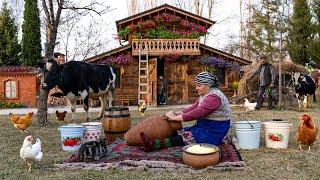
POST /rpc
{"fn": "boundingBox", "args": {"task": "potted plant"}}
[230,81,239,97]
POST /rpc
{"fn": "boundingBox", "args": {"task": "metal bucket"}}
[235,121,261,149]
[58,124,84,151]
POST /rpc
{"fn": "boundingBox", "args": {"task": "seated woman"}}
[140,71,233,152]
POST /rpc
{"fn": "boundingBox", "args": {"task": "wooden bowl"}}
[182,143,220,169]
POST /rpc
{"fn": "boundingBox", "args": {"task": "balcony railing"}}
[131,39,201,56]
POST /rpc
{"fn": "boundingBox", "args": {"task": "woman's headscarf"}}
[195,71,219,88]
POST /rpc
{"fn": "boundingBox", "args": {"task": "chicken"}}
[138,99,148,116]
[243,98,257,111]
[56,110,67,121]
[20,135,43,172]
[9,112,34,134]
[295,114,318,151]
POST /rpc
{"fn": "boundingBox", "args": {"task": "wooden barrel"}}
[103,106,131,138]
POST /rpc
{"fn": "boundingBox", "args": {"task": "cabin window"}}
[4,80,17,99]
[114,68,121,88]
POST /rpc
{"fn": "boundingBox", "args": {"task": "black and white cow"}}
[293,72,316,109]
[42,59,116,121]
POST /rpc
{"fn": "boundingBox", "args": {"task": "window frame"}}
[4,79,18,99]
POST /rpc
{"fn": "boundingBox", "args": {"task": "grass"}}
[1,106,319,179]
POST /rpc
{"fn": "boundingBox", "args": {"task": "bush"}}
[230,81,239,91]
[0,102,26,109]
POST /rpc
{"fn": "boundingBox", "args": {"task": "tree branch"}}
[64,6,101,16]
[49,0,55,26]
[42,0,52,25]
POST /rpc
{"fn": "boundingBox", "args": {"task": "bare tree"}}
[194,0,200,15]
[203,0,216,44]
[37,0,111,125]
[68,20,112,61]
[127,0,138,15]
[172,0,191,11]
[56,10,112,61]
[193,0,206,16]
[143,0,158,10]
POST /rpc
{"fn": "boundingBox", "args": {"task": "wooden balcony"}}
[131,39,201,56]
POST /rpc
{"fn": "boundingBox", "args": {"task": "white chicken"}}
[243,98,257,111]
[20,135,43,172]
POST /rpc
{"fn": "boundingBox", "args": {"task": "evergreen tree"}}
[0,2,21,66]
[21,0,41,66]
[287,0,313,65]
[308,0,320,66]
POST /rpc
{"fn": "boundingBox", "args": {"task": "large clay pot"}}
[103,106,131,138]
[124,115,182,146]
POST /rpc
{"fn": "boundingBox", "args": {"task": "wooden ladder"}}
[138,49,149,105]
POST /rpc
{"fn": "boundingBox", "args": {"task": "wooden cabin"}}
[85,4,251,106]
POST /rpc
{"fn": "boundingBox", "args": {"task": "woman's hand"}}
[165,111,175,120]
[174,111,183,115]
[165,111,183,122]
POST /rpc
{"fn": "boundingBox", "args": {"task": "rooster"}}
[243,98,257,111]
[295,114,318,151]
[9,112,34,134]
[56,110,67,121]
[20,135,43,172]
[138,99,148,116]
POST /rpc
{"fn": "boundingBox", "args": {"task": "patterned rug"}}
[57,136,247,172]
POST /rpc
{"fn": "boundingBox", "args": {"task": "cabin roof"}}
[85,44,131,63]
[84,44,251,66]
[116,3,216,32]
[200,44,251,65]
[0,66,38,75]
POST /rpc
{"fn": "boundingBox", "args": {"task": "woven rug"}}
[57,136,247,172]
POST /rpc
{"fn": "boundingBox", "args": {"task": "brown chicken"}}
[56,110,67,121]
[9,112,34,134]
[295,114,318,151]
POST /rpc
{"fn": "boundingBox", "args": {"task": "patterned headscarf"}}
[195,71,219,87]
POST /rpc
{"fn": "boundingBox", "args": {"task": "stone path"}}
[0,104,190,115]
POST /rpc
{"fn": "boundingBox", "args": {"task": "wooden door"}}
[148,58,157,105]
[165,62,188,104]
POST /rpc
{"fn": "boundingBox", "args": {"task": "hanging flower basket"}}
[98,53,133,65]
[199,56,240,71]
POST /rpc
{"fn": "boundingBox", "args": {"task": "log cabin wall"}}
[164,61,189,104]
[113,57,139,106]
[186,57,203,103]
[111,55,236,106]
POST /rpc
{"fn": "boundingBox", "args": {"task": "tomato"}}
[71,139,78,146]
[63,139,72,146]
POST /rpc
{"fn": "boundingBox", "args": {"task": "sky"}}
[1,0,244,60]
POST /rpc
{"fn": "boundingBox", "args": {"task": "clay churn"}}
[103,106,131,140]
[124,115,182,146]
